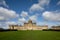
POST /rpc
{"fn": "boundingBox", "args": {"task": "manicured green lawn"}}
[0,30,60,40]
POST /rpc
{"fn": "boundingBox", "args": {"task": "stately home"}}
[9,20,48,30]
[51,26,60,30]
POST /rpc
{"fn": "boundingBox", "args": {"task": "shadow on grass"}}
[0,29,17,32]
[42,29,60,32]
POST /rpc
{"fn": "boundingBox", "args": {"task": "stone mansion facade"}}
[9,20,48,30]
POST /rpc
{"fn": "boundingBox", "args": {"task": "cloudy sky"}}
[0,0,60,29]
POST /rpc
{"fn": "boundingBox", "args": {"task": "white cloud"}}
[6,21,17,25]
[0,23,1,26]
[0,22,8,29]
[29,14,38,22]
[37,21,48,26]
[18,18,26,23]
[0,7,19,20]
[38,0,50,6]
[0,7,19,29]
[0,16,5,20]
[0,21,17,29]
[30,4,44,12]
[18,18,28,25]
[42,11,60,21]
[29,0,50,13]
[20,11,28,17]
[57,1,60,5]
[0,0,8,8]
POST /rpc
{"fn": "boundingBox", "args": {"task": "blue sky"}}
[0,0,60,29]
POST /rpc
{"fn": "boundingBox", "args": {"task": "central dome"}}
[28,20,32,23]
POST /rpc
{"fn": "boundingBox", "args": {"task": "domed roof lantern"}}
[28,19,32,23]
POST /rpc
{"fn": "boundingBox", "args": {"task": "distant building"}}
[9,20,48,30]
[52,26,60,30]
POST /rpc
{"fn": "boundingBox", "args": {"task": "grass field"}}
[0,30,60,40]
